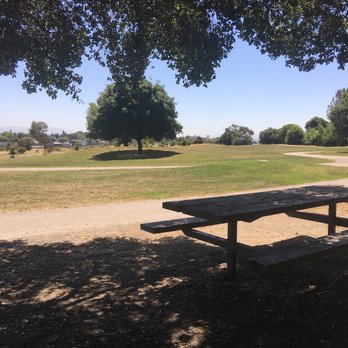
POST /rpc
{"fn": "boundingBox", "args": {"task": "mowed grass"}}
[0,143,330,167]
[1,144,348,212]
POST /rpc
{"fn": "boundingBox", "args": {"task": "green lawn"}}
[0,143,333,167]
[1,144,348,212]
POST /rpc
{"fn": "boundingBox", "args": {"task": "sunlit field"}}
[1,144,348,212]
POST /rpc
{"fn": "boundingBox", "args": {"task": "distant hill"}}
[0,126,74,134]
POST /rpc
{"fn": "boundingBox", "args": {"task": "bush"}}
[218,124,254,145]
[180,139,190,146]
[321,124,338,146]
[8,146,16,158]
[18,136,34,150]
[284,124,304,145]
[193,136,204,144]
[304,128,322,146]
[259,128,279,144]
[17,147,26,154]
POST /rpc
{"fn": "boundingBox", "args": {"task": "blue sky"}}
[1,39,347,138]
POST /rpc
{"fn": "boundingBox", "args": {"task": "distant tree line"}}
[0,121,89,157]
[260,88,348,146]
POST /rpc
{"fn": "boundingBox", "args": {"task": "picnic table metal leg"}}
[227,220,237,278]
[328,203,336,235]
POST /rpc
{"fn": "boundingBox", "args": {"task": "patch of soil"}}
[2,236,348,347]
[3,181,348,347]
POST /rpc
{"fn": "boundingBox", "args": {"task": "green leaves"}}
[2,1,348,98]
[328,88,348,144]
[86,79,182,152]
[218,124,254,145]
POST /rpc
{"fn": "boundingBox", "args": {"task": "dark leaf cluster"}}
[2,1,348,98]
[87,79,182,153]
[218,124,254,145]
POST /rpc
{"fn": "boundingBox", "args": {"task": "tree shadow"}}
[90,150,180,161]
[2,235,348,347]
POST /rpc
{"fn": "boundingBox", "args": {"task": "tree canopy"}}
[328,88,348,145]
[2,1,348,99]
[87,79,182,153]
[259,127,280,144]
[284,124,304,145]
[305,116,329,131]
[218,124,254,145]
[29,121,50,147]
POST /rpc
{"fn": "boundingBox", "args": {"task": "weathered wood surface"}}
[140,217,219,233]
[248,230,348,268]
[182,229,227,248]
[163,185,348,223]
[286,211,348,227]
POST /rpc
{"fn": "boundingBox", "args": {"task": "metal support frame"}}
[328,203,337,235]
[227,220,238,278]
[181,220,243,279]
[287,203,340,236]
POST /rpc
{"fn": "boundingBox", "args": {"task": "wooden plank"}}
[182,228,253,255]
[286,211,348,227]
[163,186,348,222]
[163,185,348,212]
[248,230,348,268]
[163,189,288,211]
[183,229,227,248]
[140,217,219,233]
[180,191,348,223]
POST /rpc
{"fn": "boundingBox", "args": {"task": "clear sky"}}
[1,39,348,138]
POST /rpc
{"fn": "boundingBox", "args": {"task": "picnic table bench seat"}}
[140,217,218,233]
[248,230,348,268]
[141,186,348,278]
[141,217,348,269]
[141,217,253,250]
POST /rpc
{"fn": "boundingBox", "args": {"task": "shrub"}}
[17,147,26,154]
[283,124,305,145]
[8,146,16,158]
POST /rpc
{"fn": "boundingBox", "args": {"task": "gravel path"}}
[286,151,348,167]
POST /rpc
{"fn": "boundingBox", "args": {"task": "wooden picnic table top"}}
[163,185,348,223]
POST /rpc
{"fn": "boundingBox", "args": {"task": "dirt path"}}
[2,178,348,246]
[286,151,348,167]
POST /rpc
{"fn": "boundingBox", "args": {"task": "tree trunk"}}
[137,138,143,154]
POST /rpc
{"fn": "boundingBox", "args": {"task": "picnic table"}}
[141,185,348,278]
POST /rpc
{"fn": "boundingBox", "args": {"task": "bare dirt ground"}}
[2,176,348,347]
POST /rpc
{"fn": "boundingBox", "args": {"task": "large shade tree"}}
[2,1,348,99]
[87,79,182,153]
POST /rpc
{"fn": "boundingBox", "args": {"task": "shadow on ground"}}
[90,150,180,161]
[2,236,348,347]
